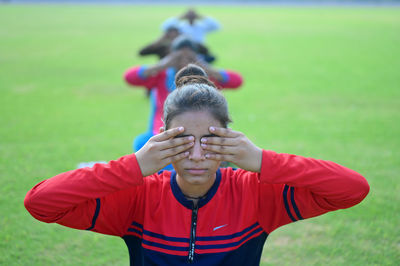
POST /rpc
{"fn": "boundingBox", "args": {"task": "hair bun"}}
[175,64,216,88]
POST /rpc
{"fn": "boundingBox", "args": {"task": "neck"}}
[176,174,216,199]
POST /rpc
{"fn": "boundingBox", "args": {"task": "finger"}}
[160,141,194,159]
[201,143,236,155]
[205,153,235,162]
[209,127,240,138]
[163,151,190,165]
[201,136,237,146]
[158,135,194,151]
[152,127,184,142]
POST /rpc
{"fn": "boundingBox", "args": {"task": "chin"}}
[180,171,216,186]
[186,173,211,184]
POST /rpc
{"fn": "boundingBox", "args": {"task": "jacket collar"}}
[170,169,221,209]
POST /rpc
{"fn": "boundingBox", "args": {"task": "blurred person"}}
[161,8,220,62]
[126,37,243,155]
[138,26,180,60]
[139,25,215,63]
[162,8,220,44]
[25,64,369,265]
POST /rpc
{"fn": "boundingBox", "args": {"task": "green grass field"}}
[1,4,399,265]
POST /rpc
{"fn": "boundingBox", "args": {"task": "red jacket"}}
[24,150,369,265]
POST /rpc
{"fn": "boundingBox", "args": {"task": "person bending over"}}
[25,64,369,265]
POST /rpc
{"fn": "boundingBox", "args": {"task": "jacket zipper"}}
[187,203,199,263]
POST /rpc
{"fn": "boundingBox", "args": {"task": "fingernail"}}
[209,127,215,132]
[179,127,184,131]
[188,136,194,141]
[205,154,210,158]
[184,151,189,156]
[201,138,207,143]
[201,143,206,148]
[190,142,194,146]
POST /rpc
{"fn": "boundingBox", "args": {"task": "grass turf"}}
[0,4,399,265]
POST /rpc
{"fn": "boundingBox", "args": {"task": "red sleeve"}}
[257,150,369,233]
[24,154,144,237]
[124,66,160,90]
[212,70,243,89]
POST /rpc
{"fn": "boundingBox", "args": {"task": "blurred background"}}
[0,0,399,265]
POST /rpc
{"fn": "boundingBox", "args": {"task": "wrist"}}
[143,65,163,77]
[250,147,263,173]
[135,150,150,177]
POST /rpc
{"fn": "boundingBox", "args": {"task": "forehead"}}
[169,111,222,137]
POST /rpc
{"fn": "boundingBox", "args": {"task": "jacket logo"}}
[213,224,228,231]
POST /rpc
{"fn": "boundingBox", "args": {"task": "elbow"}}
[225,72,243,89]
[138,49,147,56]
[24,191,45,222]
[24,192,44,222]
[124,66,142,85]
[356,176,370,203]
[340,174,370,209]
[124,69,136,85]
[349,172,370,205]
[24,192,34,215]
[231,74,243,89]
[24,190,59,223]
[321,173,370,210]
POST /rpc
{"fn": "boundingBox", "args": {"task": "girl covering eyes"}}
[25,64,369,266]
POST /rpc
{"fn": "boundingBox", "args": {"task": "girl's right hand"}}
[135,127,194,176]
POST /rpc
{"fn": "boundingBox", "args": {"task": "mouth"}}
[185,168,208,175]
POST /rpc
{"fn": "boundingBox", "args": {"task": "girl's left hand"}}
[200,127,263,173]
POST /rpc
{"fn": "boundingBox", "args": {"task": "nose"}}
[188,141,205,161]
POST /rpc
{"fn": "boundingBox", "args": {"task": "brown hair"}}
[163,64,232,129]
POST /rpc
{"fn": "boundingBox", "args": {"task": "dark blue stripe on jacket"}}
[290,187,303,220]
[131,221,143,229]
[196,227,264,250]
[86,198,100,230]
[128,227,143,236]
[283,185,297,222]
[197,223,259,241]
[129,222,260,243]
[142,239,188,251]
[143,229,188,242]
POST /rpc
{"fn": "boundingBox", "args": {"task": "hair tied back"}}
[175,64,217,88]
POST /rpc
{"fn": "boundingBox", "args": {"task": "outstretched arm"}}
[24,128,195,236]
[201,126,369,232]
[139,32,174,59]
[126,51,186,83]
[24,154,144,236]
[139,43,168,59]
[124,61,169,89]
[196,62,243,89]
[256,149,369,232]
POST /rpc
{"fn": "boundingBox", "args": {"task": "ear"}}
[159,127,165,133]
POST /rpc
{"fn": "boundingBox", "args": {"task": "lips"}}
[186,168,208,175]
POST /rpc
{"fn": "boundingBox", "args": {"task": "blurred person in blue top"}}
[162,8,220,44]
[161,8,220,62]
